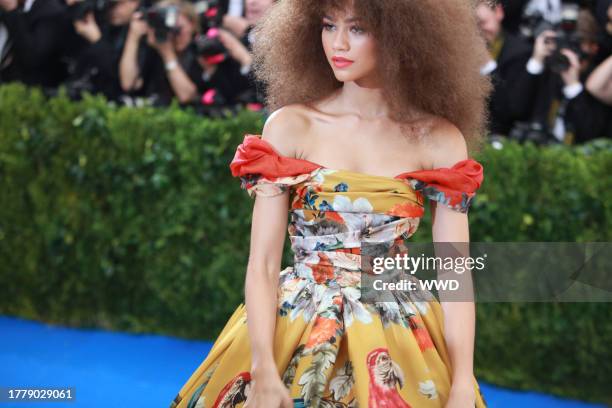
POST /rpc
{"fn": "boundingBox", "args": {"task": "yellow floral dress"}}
[169,134,488,408]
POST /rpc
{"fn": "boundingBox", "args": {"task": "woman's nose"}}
[333,28,349,51]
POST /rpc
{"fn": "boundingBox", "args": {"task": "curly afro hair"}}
[251,0,494,150]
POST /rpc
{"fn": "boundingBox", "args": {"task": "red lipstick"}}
[332,56,354,68]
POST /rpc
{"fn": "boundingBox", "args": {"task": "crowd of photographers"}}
[0,0,269,117]
[1,0,612,143]
[480,0,612,144]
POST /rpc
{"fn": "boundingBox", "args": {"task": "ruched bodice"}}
[230,134,484,286]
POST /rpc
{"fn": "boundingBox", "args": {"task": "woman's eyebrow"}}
[322,15,362,22]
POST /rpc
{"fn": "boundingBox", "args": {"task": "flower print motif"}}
[341,287,373,328]
[374,301,413,328]
[294,184,323,210]
[313,238,346,252]
[298,342,340,407]
[307,253,336,284]
[303,189,320,209]
[408,315,434,352]
[332,195,373,213]
[366,348,412,408]
[408,179,474,213]
[387,201,424,218]
[282,344,306,388]
[418,380,438,399]
[330,195,374,231]
[320,200,334,211]
[212,371,251,408]
[310,167,339,184]
[323,210,346,225]
[279,275,321,323]
[305,316,341,350]
[334,182,349,192]
[329,360,355,401]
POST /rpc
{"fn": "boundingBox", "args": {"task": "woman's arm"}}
[427,120,477,407]
[585,54,612,106]
[245,189,289,377]
[119,13,147,92]
[243,109,302,408]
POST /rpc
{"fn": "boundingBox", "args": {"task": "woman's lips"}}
[332,56,354,68]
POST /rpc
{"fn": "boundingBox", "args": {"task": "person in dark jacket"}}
[527,8,611,144]
[119,0,203,106]
[476,0,542,136]
[0,0,70,87]
[63,0,141,101]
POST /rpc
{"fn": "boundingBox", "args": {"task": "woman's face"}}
[245,0,275,25]
[173,13,195,52]
[321,7,379,84]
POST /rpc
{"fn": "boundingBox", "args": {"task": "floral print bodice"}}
[230,134,484,293]
[231,133,483,248]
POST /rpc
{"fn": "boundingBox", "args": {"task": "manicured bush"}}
[0,83,610,404]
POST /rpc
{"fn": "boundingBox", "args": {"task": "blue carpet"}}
[0,315,605,408]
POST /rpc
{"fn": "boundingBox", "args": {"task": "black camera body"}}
[144,4,181,43]
[193,0,223,31]
[534,4,583,74]
[192,1,228,64]
[547,30,582,73]
[193,29,227,63]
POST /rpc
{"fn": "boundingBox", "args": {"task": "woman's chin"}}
[332,72,357,82]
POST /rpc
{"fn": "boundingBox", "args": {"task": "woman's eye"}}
[322,23,335,31]
[351,26,365,34]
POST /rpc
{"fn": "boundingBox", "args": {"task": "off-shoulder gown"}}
[169,134,488,408]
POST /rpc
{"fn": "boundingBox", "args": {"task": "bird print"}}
[366,348,412,408]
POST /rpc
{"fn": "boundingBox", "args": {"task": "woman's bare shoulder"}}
[261,104,314,158]
[420,116,469,169]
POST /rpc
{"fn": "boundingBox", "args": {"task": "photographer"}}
[222,0,274,50]
[194,26,257,109]
[63,0,140,101]
[476,0,542,136]
[527,8,611,143]
[0,0,70,87]
[119,0,201,106]
[212,0,276,107]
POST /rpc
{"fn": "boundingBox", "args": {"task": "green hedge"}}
[0,83,610,404]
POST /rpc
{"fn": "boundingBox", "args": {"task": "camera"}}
[537,4,584,73]
[193,28,227,64]
[67,0,111,21]
[519,10,546,40]
[191,0,228,64]
[192,0,223,31]
[144,4,181,43]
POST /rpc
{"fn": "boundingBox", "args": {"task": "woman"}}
[170,0,492,407]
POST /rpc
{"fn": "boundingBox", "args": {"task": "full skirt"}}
[169,266,488,408]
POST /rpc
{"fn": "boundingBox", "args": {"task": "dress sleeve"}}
[396,158,484,213]
[229,134,321,198]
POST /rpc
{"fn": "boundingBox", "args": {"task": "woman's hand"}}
[444,382,476,408]
[244,366,293,408]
